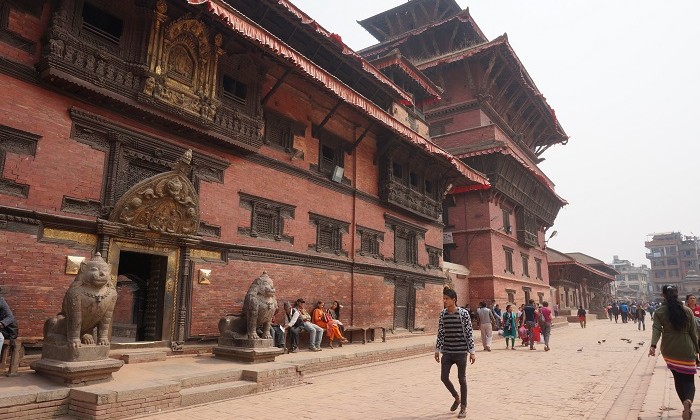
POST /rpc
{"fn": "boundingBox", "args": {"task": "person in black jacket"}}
[0,289,16,349]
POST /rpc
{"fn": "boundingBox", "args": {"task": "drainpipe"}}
[350,126,358,326]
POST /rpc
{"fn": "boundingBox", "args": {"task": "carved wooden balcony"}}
[379,178,441,220]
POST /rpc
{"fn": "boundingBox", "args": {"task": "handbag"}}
[1,321,18,339]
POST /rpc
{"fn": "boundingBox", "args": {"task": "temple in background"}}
[358,0,568,307]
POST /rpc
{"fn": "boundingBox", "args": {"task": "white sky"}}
[291,0,700,267]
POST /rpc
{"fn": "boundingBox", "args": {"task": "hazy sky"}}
[291,0,700,267]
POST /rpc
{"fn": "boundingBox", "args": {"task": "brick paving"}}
[135,319,696,420]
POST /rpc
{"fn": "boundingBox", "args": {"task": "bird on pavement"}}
[598,341,601,344]
[638,341,645,345]
[602,340,606,343]
[634,346,639,350]
[577,347,583,352]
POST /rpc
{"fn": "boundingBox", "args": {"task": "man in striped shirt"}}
[435,287,476,419]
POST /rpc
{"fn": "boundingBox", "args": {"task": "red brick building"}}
[0,0,488,349]
[359,0,569,307]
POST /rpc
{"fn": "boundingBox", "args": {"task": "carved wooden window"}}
[515,207,538,248]
[502,208,512,234]
[312,126,345,179]
[426,246,442,268]
[521,253,530,277]
[81,2,123,46]
[506,289,516,304]
[392,162,405,185]
[535,258,543,280]
[238,193,295,243]
[386,214,425,266]
[309,213,349,256]
[357,226,383,258]
[223,75,247,105]
[504,247,514,274]
[264,112,305,152]
[409,171,420,191]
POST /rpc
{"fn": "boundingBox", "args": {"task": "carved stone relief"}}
[109,150,199,235]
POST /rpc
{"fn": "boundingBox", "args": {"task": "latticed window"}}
[253,209,279,237]
[358,227,383,258]
[310,213,349,256]
[238,193,295,243]
[395,231,417,264]
[386,215,425,266]
[504,247,514,273]
[521,253,530,277]
[264,112,293,150]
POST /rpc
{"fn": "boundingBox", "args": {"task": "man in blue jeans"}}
[435,287,475,419]
[294,299,323,351]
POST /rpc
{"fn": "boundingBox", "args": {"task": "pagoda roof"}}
[358,0,464,42]
[547,249,618,281]
[448,140,567,205]
[187,0,490,187]
[359,8,487,61]
[370,50,443,104]
[417,35,568,149]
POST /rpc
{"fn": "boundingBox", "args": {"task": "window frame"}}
[504,247,514,274]
[309,212,349,256]
[238,192,295,243]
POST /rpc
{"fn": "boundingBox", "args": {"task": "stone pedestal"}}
[31,344,124,386]
[213,337,283,363]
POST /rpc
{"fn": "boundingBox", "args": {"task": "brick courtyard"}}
[131,319,690,420]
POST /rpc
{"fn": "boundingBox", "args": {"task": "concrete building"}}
[611,255,651,302]
[645,232,700,295]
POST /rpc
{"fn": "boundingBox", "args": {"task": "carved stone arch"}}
[109,150,199,235]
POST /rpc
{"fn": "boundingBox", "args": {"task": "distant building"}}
[645,232,700,295]
[611,256,650,302]
[547,249,617,314]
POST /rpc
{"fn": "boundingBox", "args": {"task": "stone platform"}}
[0,334,439,419]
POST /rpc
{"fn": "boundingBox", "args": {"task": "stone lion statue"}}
[44,252,118,348]
[219,272,278,340]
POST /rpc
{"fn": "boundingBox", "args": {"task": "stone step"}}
[179,369,245,389]
[111,350,167,364]
[180,380,258,407]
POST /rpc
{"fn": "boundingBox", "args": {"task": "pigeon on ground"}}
[638,341,645,345]
[634,346,639,350]
[598,341,601,344]
[577,347,583,352]
[620,338,629,341]
[602,340,606,343]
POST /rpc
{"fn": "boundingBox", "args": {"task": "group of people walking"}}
[606,301,654,330]
[473,299,553,352]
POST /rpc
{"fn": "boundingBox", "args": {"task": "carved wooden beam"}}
[494,74,516,103]
[479,54,498,93]
[514,108,538,134]
[261,67,292,106]
[485,54,506,94]
[348,122,375,153]
[463,59,476,91]
[317,101,343,130]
